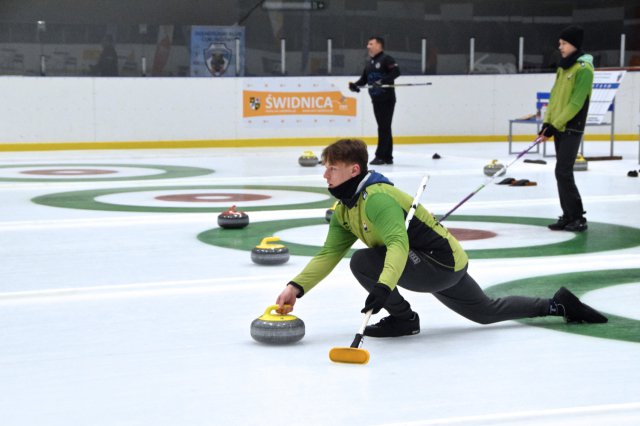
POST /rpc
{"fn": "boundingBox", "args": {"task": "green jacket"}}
[291,175,468,295]
[544,53,594,133]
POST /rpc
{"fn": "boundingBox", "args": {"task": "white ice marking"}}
[0,274,294,304]
[582,283,640,320]
[375,401,640,426]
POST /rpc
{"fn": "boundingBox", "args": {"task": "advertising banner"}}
[587,70,625,124]
[242,79,357,127]
[190,26,245,77]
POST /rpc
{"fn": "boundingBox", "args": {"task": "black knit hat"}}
[559,25,584,50]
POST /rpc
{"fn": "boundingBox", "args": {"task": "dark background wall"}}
[0,0,638,76]
[0,0,239,25]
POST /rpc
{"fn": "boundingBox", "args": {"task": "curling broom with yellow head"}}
[328,175,430,365]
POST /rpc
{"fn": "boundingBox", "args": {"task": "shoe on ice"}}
[548,215,570,230]
[369,157,393,165]
[364,312,420,337]
[563,217,588,232]
[552,287,608,324]
[497,177,516,185]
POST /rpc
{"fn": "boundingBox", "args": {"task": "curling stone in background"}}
[251,236,290,265]
[574,154,588,171]
[217,205,249,229]
[250,305,305,345]
[483,159,506,177]
[298,150,319,167]
[325,201,338,223]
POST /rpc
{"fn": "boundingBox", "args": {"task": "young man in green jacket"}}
[539,25,594,232]
[275,138,607,337]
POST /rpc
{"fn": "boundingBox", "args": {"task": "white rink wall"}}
[1,72,639,146]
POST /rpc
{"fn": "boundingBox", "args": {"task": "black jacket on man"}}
[354,51,400,103]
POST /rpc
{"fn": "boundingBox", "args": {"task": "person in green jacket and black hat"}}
[539,25,593,232]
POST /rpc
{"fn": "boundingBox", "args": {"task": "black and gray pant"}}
[350,247,549,324]
[554,130,585,220]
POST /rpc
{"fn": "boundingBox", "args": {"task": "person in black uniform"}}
[349,36,400,165]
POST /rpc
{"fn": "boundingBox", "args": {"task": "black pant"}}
[350,247,549,324]
[553,131,585,220]
[372,100,395,161]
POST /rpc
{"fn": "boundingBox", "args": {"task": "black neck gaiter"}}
[328,171,369,208]
[558,50,584,70]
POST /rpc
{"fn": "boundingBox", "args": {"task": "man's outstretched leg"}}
[434,273,608,325]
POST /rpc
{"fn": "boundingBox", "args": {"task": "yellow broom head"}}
[328,347,370,364]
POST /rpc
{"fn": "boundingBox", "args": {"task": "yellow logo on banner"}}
[243,90,356,117]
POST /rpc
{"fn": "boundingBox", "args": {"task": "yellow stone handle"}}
[256,236,285,249]
[259,304,297,321]
[264,304,291,315]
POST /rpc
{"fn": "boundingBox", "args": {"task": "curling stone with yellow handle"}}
[250,305,305,344]
[325,201,338,223]
[483,159,506,177]
[298,150,319,167]
[251,236,290,265]
[573,154,588,171]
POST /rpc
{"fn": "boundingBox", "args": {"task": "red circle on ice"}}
[448,227,497,241]
[155,193,272,203]
[21,169,117,176]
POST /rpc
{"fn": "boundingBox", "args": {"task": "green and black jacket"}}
[544,53,594,133]
[291,172,468,296]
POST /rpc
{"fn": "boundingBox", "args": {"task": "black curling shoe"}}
[548,215,570,230]
[369,157,393,165]
[563,217,588,232]
[552,287,608,324]
[364,312,420,337]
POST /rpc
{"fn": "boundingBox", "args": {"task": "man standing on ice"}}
[348,36,400,166]
[539,25,594,233]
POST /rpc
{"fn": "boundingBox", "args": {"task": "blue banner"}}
[190,26,245,77]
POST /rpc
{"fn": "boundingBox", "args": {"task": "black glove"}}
[361,283,391,314]
[348,82,360,93]
[539,123,557,138]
